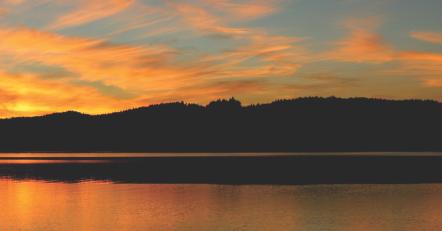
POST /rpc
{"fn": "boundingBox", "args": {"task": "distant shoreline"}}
[1,155,441,185]
[1,152,442,157]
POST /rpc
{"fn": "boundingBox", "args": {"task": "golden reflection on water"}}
[1,152,441,158]
[0,179,441,231]
[0,159,109,164]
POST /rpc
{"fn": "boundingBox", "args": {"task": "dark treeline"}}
[1,97,441,152]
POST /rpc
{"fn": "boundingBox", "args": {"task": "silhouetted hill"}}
[1,97,441,152]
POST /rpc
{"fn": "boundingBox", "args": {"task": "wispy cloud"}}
[397,51,442,87]
[49,0,134,30]
[0,0,26,16]
[0,71,130,117]
[321,18,395,63]
[203,0,276,20]
[423,79,442,87]
[171,0,282,38]
[173,3,250,38]
[0,26,178,88]
[201,33,305,78]
[317,18,442,94]
[0,24,307,117]
[3,0,24,4]
[0,7,7,16]
[410,31,442,44]
[0,1,441,117]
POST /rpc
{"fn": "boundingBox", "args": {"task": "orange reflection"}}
[0,180,441,231]
[0,159,108,164]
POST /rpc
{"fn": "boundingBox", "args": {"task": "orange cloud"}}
[322,19,395,63]
[0,71,135,118]
[423,79,442,87]
[411,31,442,44]
[172,2,305,80]
[49,0,134,30]
[203,0,276,20]
[4,0,24,4]
[172,0,280,38]
[201,33,305,78]
[0,25,308,117]
[0,26,204,117]
[400,51,442,63]
[0,7,7,16]
[0,26,184,90]
[173,3,250,37]
[397,51,442,86]
[318,18,442,94]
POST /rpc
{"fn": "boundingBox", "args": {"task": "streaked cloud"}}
[201,33,305,78]
[0,23,305,117]
[0,0,441,117]
[49,0,134,30]
[203,0,276,20]
[173,3,250,37]
[399,51,442,64]
[0,7,7,16]
[410,31,442,44]
[317,17,442,93]
[397,52,442,87]
[423,79,442,87]
[0,26,177,90]
[0,71,131,117]
[321,18,395,63]
[3,0,25,4]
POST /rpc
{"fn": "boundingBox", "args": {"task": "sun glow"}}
[0,0,440,118]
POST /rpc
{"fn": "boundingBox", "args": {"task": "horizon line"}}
[2,96,441,120]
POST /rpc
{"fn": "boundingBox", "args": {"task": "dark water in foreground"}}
[0,153,441,230]
[0,180,441,231]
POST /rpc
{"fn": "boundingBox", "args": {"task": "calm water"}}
[0,180,441,231]
[0,153,441,231]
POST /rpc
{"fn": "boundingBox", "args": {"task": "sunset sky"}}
[0,0,441,117]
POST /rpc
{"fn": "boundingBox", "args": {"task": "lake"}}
[0,153,441,230]
[1,179,441,231]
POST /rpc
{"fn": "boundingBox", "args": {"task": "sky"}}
[0,0,441,117]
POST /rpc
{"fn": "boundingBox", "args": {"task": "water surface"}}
[0,179,441,231]
[1,153,441,230]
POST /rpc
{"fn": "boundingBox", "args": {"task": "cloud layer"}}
[0,0,441,117]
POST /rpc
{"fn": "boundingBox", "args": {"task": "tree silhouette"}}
[0,97,441,152]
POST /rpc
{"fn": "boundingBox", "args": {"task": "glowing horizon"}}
[0,0,441,118]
